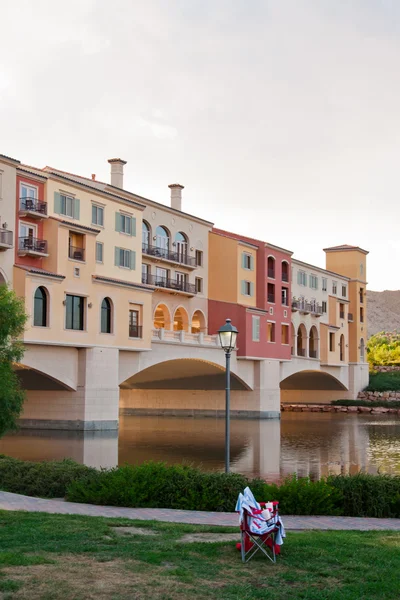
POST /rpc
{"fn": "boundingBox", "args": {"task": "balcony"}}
[267,293,275,303]
[142,273,197,295]
[19,198,48,219]
[282,272,289,282]
[348,313,354,322]
[297,348,306,357]
[18,236,48,256]
[281,297,289,306]
[152,328,219,346]
[129,325,143,339]
[267,268,275,278]
[68,246,85,261]
[340,311,345,319]
[309,350,317,359]
[0,229,13,250]
[292,299,323,317]
[142,243,196,268]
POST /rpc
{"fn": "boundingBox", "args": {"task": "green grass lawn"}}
[0,511,399,600]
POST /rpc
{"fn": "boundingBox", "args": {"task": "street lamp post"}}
[218,318,238,473]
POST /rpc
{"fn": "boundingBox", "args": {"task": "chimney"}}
[108,158,127,188]
[168,183,184,211]
[91,174,96,181]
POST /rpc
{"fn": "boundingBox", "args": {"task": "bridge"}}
[15,331,368,430]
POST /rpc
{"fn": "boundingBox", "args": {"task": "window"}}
[142,263,149,284]
[309,274,318,290]
[360,307,364,323]
[322,278,327,292]
[176,272,187,288]
[65,295,84,331]
[129,309,140,338]
[19,222,37,241]
[329,332,335,352]
[155,267,168,284]
[96,242,103,263]
[332,281,337,295]
[195,277,203,293]
[281,287,288,306]
[101,298,112,333]
[267,256,275,278]
[322,301,327,313]
[115,212,136,236]
[267,282,275,303]
[68,233,85,261]
[281,324,289,345]
[283,309,287,318]
[282,261,289,282]
[267,322,275,342]
[54,193,79,219]
[115,247,136,269]
[242,280,253,296]
[269,307,274,315]
[297,271,307,286]
[92,204,104,226]
[175,232,188,262]
[342,285,347,298]
[252,316,260,342]
[359,288,364,303]
[195,250,203,267]
[340,303,345,319]
[20,183,37,208]
[155,226,169,252]
[242,252,253,270]
[33,287,47,327]
[74,267,80,277]
[142,221,150,250]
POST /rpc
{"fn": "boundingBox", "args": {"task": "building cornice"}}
[0,153,20,166]
[57,219,101,235]
[92,275,155,293]
[323,245,369,255]
[15,265,65,281]
[292,258,350,280]
[17,167,48,182]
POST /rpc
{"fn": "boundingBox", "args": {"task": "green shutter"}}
[131,217,136,237]
[115,212,122,232]
[250,282,254,297]
[304,274,308,287]
[250,255,254,271]
[297,271,301,285]
[241,253,246,269]
[74,198,80,220]
[54,192,62,214]
[114,247,120,266]
[130,250,136,270]
[241,280,246,295]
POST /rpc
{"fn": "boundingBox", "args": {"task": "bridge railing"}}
[152,328,219,346]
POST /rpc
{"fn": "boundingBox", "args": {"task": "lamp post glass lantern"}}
[218,318,238,473]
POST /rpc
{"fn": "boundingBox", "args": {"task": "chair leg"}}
[241,530,246,563]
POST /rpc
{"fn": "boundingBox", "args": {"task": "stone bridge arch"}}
[16,345,78,391]
[280,369,348,391]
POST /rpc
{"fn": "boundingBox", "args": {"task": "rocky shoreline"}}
[358,390,400,400]
[281,404,400,414]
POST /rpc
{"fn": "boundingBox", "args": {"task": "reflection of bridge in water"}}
[1,413,399,478]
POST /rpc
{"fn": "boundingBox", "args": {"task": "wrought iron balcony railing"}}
[129,325,143,338]
[18,236,48,254]
[142,243,196,267]
[297,348,306,357]
[309,350,317,358]
[142,272,197,294]
[267,268,275,278]
[292,299,323,316]
[267,293,275,303]
[348,313,354,322]
[0,229,13,247]
[282,272,289,282]
[19,198,47,215]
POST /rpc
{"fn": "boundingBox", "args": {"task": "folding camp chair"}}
[239,501,281,563]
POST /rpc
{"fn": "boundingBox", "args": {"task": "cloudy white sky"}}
[1,0,399,290]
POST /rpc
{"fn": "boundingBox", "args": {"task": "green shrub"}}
[367,331,400,367]
[66,462,249,512]
[328,473,400,518]
[0,455,95,498]
[366,371,400,392]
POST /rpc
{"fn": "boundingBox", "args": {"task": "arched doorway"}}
[282,261,289,282]
[191,310,206,333]
[267,256,275,278]
[156,226,169,257]
[360,338,365,362]
[309,326,318,359]
[154,304,171,330]
[340,334,345,362]
[173,307,189,332]
[175,232,188,263]
[297,324,307,357]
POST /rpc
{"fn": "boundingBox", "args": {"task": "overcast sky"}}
[1,0,399,291]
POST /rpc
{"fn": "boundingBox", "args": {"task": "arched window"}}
[142,221,150,251]
[175,232,188,263]
[340,334,345,362]
[282,261,289,283]
[101,298,112,333]
[191,310,206,333]
[309,326,318,359]
[156,226,169,256]
[297,324,307,357]
[34,286,48,327]
[267,256,275,278]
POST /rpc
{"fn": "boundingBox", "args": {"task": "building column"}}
[348,362,370,399]
[252,359,281,418]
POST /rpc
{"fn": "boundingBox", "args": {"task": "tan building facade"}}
[0,154,19,285]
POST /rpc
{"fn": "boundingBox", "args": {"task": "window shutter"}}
[250,255,254,271]
[54,192,62,214]
[115,212,122,232]
[250,282,254,297]
[297,271,301,285]
[114,247,120,266]
[130,250,136,270]
[74,198,80,220]
[304,274,307,286]
[315,278,318,290]
[241,253,246,269]
[131,217,136,237]
[241,280,246,295]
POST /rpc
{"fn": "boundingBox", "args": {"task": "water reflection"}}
[0,412,399,479]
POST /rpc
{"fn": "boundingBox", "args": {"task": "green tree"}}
[367,331,400,367]
[0,285,27,436]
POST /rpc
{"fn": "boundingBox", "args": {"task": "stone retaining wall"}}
[282,404,400,414]
[358,391,400,400]
[372,365,400,372]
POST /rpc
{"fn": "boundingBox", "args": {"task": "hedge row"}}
[1,456,400,518]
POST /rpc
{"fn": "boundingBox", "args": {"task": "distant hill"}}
[367,290,400,336]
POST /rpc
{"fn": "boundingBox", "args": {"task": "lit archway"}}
[297,323,307,357]
[173,306,189,332]
[191,310,206,333]
[154,303,172,330]
[309,326,318,359]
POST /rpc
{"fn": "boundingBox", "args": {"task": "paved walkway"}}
[1,491,400,530]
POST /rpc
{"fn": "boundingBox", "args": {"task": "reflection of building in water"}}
[0,429,118,469]
[280,413,371,478]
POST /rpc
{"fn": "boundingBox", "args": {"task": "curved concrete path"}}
[1,491,400,530]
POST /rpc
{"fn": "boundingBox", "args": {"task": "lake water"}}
[1,412,399,480]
